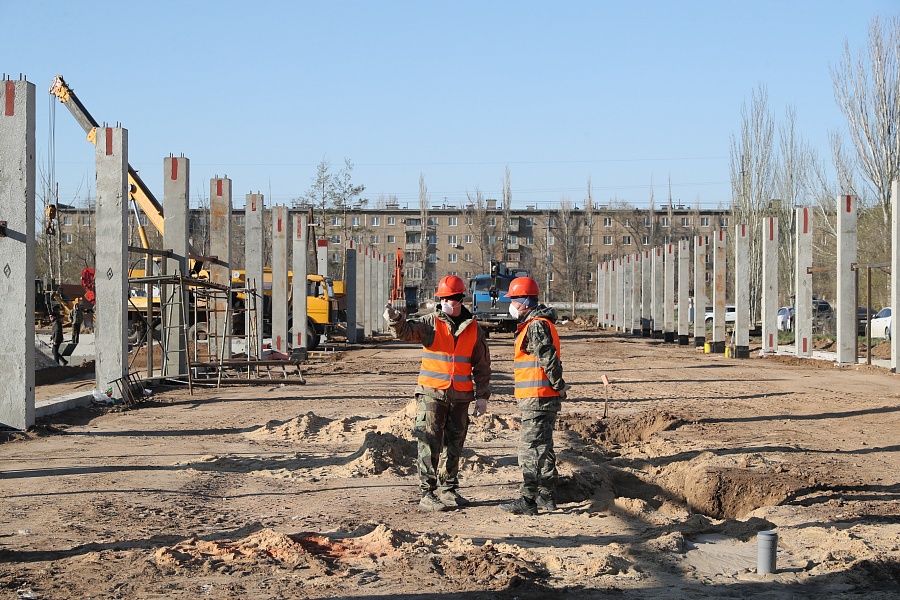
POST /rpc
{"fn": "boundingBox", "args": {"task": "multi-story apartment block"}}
[54,201,728,303]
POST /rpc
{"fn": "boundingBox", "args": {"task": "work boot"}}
[419,491,448,512]
[499,496,538,516]
[439,490,470,507]
[536,493,557,511]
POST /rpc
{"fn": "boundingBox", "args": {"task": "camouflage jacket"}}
[517,304,566,411]
[388,306,491,403]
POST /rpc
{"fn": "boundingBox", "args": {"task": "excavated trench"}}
[558,410,808,519]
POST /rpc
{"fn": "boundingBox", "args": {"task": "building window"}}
[603,217,613,227]
[567,236,574,245]
[584,236,592,246]
[448,216,457,226]
[63,215,72,226]
[464,253,472,261]
[427,235,437,245]
[642,235,650,245]
[466,217,473,225]
[370,234,379,245]
[681,217,690,226]
[624,218,631,227]
[587,271,593,282]
[720,217,729,227]
[351,216,361,226]
[387,235,396,243]
[370,216,380,226]
[331,252,341,262]
[661,217,670,228]
[701,217,710,227]
[524,236,534,245]
[603,236,612,245]
[65,233,73,244]
[330,235,341,244]
[662,235,670,244]
[488,217,496,227]
[428,217,439,226]
[331,216,341,226]
[465,234,473,244]
[428,253,437,263]
[524,217,534,226]
[387,216,395,225]
[488,235,497,244]
[448,235,458,245]
[448,253,458,263]
[642,217,650,227]
[234,215,245,226]
[623,235,632,245]
[509,234,518,244]
[81,215,91,226]
[548,235,555,246]
[705,253,712,264]
[548,272,554,282]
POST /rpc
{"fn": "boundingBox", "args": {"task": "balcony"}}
[405,224,422,232]
[405,242,422,251]
[506,241,520,251]
[509,218,520,233]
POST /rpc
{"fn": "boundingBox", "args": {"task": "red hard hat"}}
[436,275,466,297]
[504,276,539,298]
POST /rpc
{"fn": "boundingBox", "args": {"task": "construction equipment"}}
[468,260,530,333]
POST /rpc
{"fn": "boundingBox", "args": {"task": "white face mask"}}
[441,300,461,317]
[508,304,520,319]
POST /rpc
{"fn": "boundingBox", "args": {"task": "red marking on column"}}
[216,179,223,196]
[171,158,178,180]
[769,218,774,241]
[845,195,852,213]
[627,255,630,264]
[768,333,773,347]
[296,217,303,237]
[719,230,724,241]
[656,247,661,257]
[296,332,303,346]
[251,196,257,212]
[4,82,14,116]
[105,128,113,155]
[741,224,746,237]
[317,238,328,248]
[802,338,808,353]
[803,208,809,233]
[276,335,282,351]
[697,238,704,248]
[277,214,283,233]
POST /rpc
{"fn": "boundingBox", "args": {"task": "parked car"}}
[870,307,892,340]
[857,306,875,335]
[777,306,794,331]
[705,305,736,324]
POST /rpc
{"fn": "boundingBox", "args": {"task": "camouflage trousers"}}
[518,409,558,499]
[413,394,470,493]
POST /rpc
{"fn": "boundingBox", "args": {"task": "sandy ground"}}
[2,323,899,599]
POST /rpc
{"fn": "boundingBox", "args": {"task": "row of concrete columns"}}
[0,78,392,430]
[596,202,898,372]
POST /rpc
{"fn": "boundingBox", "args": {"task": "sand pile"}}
[337,431,416,477]
[249,412,332,441]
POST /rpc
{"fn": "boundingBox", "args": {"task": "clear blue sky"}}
[4,1,896,210]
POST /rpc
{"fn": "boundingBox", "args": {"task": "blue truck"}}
[468,261,531,334]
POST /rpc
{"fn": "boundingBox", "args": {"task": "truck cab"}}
[468,261,530,334]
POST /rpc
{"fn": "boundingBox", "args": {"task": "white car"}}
[705,305,736,324]
[870,307,892,340]
[777,306,794,331]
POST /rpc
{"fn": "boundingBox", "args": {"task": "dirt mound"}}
[249,412,331,441]
[468,412,518,442]
[338,431,416,476]
[437,541,546,590]
[559,409,683,445]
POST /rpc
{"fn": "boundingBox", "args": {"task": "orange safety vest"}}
[513,317,561,399]
[417,319,478,391]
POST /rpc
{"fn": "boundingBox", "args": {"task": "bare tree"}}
[730,83,776,321]
[831,14,900,226]
[461,188,496,275]
[501,167,512,263]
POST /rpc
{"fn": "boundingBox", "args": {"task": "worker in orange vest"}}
[498,276,567,515]
[384,275,491,512]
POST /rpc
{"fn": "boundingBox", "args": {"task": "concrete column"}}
[616,256,625,331]
[652,246,663,338]
[677,240,690,345]
[664,243,675,343]
[761,217,779,355]
[795,207,813,357]
[694,235,707,347]
[162,155,189,377]
[603,261,612,327]
[95,127,129,391]
[316,238,328,277]
[734,223,750,358]
[376,253,384,334]
[0,78,35,430]
[711,229,727,353]
[892,180,899,373]
[641,249,651,337]
[631,253,641,334]
[292,213,309,351]
[609,259,617,329]
[345,242,358,343]
[271,206,289,353]
[245,193,264,359]
[356,245,368,339]
[836,195,858,365]
[209,177,232,360]
[596,262,604,328]
[622,254,633,333]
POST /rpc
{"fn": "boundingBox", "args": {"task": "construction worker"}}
[50,312,68,366]
[384,275,491,512]
[499,276,567,515]
[71,298,84,345]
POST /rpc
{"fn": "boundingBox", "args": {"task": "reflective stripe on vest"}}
[418,319,477,391]
[513,317,561,399]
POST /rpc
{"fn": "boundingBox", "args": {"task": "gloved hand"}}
[473,398,488,417]
[383,303,400,322]
[556,383,570,400]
